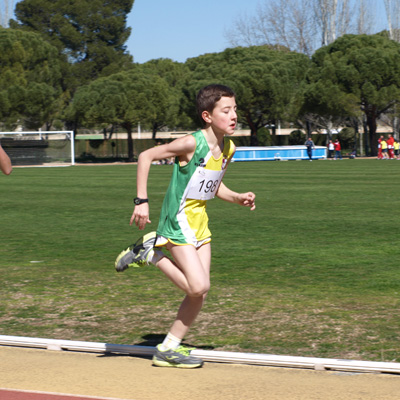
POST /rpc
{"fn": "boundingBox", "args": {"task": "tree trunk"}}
[250,130,259,146]
[306,120,312,138]
[365,107,377,156]
[127,127,134,162]
[152,123,158,140]
[246,114,259,146]
[353,122,359,154]
[271,121,276,145]
[362,116,369,156]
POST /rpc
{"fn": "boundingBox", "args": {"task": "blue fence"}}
[232,146,327,162]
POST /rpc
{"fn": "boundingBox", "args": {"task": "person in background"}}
[394,139,399,160]
[327,140,334,159]
[334,139,342,160]
[304,137,315,161]
[377,135,384,159]
[381,138,388,159]
[386,134,395,159]
[0,143,12,175]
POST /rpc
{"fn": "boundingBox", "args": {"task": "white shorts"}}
[155,235,211,249]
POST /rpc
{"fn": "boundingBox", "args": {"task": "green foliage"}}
[256,127,272,146]
[338,127,356,151]
[140,59,193,130]
[70,63,183,159]
[4,0,400,155]
[303,34,400,155]
[185,46,310,143]
[10,0,134,90]
[288,130,306,145]
[0,28,62,129]
[72,67,170,129]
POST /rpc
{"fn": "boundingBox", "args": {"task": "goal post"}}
[0,131,75,166]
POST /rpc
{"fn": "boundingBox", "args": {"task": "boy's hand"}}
[238,192,256,211]
[130,204,151,230]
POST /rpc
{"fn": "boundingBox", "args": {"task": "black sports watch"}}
[134,197,149,205]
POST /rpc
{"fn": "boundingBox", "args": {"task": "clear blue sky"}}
[126,0,388,63]
[11,0,388,64]
[126,0,261,63]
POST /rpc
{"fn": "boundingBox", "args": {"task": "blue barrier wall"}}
[232,146,327,162]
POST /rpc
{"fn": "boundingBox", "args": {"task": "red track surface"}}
[0,389,127,400]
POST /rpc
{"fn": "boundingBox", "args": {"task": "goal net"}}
[0,131,75,166]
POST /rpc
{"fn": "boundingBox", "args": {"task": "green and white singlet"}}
[156,130,235,247]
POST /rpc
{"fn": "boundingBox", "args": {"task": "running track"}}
[0,389,130,400]
[1,346,399,400]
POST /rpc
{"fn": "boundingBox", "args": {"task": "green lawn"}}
[1,159,400,362]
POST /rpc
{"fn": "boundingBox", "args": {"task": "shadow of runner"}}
[97,334,215,360]
[137,334,215,350]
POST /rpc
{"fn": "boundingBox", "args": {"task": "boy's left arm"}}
[216,182,256,211]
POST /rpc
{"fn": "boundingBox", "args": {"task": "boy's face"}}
[205,96,237,135]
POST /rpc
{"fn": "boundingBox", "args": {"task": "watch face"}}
[134,198,147,205]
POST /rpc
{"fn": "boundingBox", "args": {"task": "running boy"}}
[115,84,256,368]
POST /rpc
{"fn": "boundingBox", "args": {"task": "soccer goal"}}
[0,131,75,166]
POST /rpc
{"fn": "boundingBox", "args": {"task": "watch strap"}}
[134,197,149,205]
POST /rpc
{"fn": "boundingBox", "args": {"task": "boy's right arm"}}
[130,149,152,230]
[130,135,196,230]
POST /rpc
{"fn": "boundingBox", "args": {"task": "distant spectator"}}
[327,140,334,159]
[386,134,395,159]
[381,139,388,159]
[394,139,399,160]
[334,139,342,160]
[304,137,315,161]
[0,143,12,175]
[377,135,384,159]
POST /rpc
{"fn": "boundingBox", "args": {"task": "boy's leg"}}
[115,234,210,367]
[155,243,211,339]
[152,243,211,368]
[155,242,211,297]
[167,243,211,338]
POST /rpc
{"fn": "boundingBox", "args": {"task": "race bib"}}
[186,168,224,200]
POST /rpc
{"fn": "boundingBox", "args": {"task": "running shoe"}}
[152,344,204,369]
[114,231,157,272]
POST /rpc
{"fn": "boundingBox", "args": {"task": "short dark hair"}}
[196,84,235,125]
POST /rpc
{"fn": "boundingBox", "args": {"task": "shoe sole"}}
[114,248,134,272]
[152,358,203,369]
[114,232,157,272]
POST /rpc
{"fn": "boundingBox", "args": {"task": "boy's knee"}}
[188,281,210,297]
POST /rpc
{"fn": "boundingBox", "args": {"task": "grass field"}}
[1,159,400,362]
